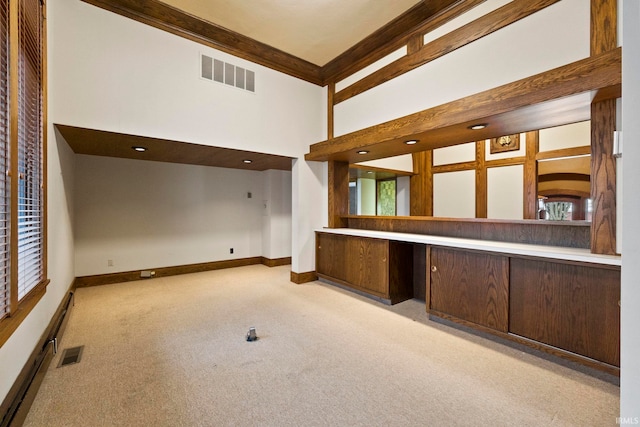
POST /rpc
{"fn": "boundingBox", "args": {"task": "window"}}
[0,0,47,344]
[376,179,396,216]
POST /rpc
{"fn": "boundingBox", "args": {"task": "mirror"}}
[537,155,591,220]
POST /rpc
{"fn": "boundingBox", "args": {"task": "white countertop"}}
[316,228,621,267]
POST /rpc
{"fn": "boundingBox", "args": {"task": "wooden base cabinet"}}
[428,245,621,371]
[429,247,509,332]
[316,232,413,304]
[509,258,620,367]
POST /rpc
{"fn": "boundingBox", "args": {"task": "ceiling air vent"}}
[201,54,255,93]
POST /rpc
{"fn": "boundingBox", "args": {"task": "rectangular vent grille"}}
[57,345,84,368]
[201,54,255,93]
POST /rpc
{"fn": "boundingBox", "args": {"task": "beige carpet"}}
[23,265,619,426]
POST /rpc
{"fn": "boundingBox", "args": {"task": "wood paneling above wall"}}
[306,49,621,163]
[56,124,294,171]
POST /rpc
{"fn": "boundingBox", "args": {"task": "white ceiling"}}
[159,0,422,66]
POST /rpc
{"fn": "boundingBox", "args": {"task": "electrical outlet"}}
[107,259,113,267]
[230,248,234,254]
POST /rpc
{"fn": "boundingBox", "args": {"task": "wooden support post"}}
[523,131,539,219]
[410,151,433,216]
[328,160,349,228]
[475,140,487,218]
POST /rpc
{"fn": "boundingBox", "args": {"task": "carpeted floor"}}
[23,265,619,426]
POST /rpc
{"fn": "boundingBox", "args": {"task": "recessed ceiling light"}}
[243,159,252,164]
[132,146,147,152]
[404,139,418,145]
[367,171,374,174]
[468,123,488,130]
[357,150,369,155]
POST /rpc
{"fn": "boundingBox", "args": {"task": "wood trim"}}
[406,33,424,55]
[328,161,350,228]
[260,257,292,268]
[523,131,539,219]
[432,160,476,173]
[475,140,487,218]
[484,156,526,168]
[334,0,560,104]
[80,0,323,85]
[42,0,48,286]
[345,216,591,248]
[327,82,335,139]
[74,257,263,287]
[290,270,318,284]
[590,99,617,254]
[427,311,619,376]
[306,49,621,163]
[410,151,433,216]
[322,0,483,84]
[535,146,591,160]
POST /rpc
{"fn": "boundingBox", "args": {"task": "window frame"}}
[0,0,48,348]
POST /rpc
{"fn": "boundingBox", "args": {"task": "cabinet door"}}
[346,237,389,296]
[316,233,347,282]
[430,247,509,332]
[509,258,620,367]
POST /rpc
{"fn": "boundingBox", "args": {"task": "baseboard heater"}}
[0,291,75,427]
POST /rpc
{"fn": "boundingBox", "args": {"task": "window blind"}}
[0,0,10,318]
[16,0,43,299]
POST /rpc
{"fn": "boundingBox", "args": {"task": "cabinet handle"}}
[431,265,437,272]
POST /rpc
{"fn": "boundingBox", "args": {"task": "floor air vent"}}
[57,346,84,368]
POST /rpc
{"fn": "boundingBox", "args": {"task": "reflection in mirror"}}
[537,155,591,221]
[348,166,411,216]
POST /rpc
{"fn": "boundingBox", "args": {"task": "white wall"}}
[357,178,376,215]
[397,176,410,216]
[0,129,77,400]
[74,155,271,276]
[621,0,640,418]
[433,170,475,218]
[539,121,590,152]
[50,0,324,159]
[334,0,589,137]
[262,170,293,260]
[487,165,524,220]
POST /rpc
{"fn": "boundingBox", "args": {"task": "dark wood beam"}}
[306,49,621,163]
[523,131,539,219]
[328,161,350,228]
[81,0,324,85]
[410,151,433,216]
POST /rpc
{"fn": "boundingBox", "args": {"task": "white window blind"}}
[16,0,43,299]
[0,0,9,317]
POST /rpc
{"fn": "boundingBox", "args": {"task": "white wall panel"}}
[487,165,524,220]
[433,170,475,218]
[539,121,590,152]
[434,142,476,166]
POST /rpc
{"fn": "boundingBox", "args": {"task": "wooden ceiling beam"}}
[305,48,621,163]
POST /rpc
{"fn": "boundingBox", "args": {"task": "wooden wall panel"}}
[510,258,620,366]
[345,216,591,248]
[388,242,415,303]
[328,161,350,228]
[430,247,509,331]
[410,151,433,216]
[413,243,427,301]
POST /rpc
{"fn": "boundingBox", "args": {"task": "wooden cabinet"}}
[429,247,509,332]
[316,232,413,304]
[509,258,620,367]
